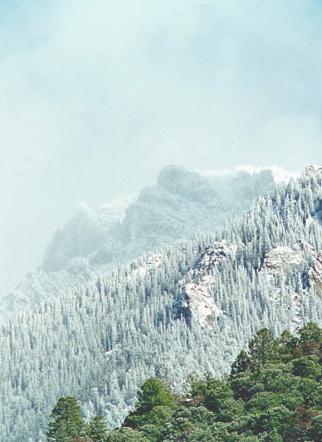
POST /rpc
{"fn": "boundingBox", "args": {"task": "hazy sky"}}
[1,0,322,295]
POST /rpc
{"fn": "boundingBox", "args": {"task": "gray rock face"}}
[174,282,223,329]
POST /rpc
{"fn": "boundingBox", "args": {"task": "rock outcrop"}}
[173,241,237,328]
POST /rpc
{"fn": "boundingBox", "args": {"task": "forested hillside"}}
[1,166,322,441]
[46,323,322,441]
[0,165,290,317]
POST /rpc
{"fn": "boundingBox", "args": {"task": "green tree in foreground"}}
[124,378,176,429]
[47,323,322,441]
[87,415,109,441]
[248,328,276,368]
[231,349,251,376]
[47,397,86,441]
[136,378,176,412]
[106,428,149,441]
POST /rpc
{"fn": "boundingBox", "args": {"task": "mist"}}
[1,0,322,295]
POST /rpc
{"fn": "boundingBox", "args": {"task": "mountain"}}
[0,165,294,316]
[43,165,294,271]
[0,165,321,441]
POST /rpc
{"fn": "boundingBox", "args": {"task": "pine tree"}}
[47,397,86,442]
[248,328,276,368]
[135,378,175,413]
[87,415,108,441]
[230,349,251,376]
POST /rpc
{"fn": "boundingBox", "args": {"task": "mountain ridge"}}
[0,164,294,317]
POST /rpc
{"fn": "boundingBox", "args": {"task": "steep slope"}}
[0,166,321,441]
[0,165,293,316]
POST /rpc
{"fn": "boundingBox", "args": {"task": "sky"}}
[1,0,322,295]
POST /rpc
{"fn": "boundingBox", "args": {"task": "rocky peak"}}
[157,165,219,204]
[262,242,320,285]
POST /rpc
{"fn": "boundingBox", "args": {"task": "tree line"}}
[47,322,322,441]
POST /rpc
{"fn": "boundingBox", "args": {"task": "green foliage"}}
[157,406,230,441]
[126,405,174,440]
[311,414,322,440]
[47,397,86,441]
[136,378,176,412]
[231,349,251,376]
[298,322,322,346]
[87,415,109,441]
[292,356,322,379]
[106,428,149,441]
[124,377,176,431]
[309,384,322,408]
[48,324,322,441]
[291,322,322,359]
[248,329,277,368]
[190,373,244,421]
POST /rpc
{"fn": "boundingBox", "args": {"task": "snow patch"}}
[263,246,304,272]
[131,255,163,279]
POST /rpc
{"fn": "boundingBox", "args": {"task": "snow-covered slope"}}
[1,165,321,441]
[0,165,294,316]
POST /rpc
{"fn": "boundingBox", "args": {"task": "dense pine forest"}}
[1,168,322,440]
[47,323,322,441]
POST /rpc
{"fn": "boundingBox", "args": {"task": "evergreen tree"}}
[231,349,251,376]
[135,378,175,413]
[106,428,148,441]
[248,328,276,367]
[275,330,294,362]
[47,324,322,442]
[298,322,322,356]
[47,397,85,442]
[87,415,108,441]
